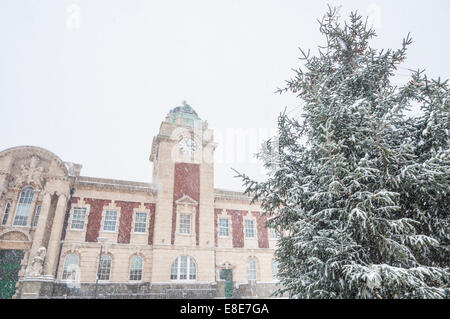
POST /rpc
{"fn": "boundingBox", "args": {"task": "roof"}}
[168,101,200,119]
[76,176,157,193]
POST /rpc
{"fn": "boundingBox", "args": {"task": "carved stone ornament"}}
[218,261,235,270]
[27,247,46,276]
[11,155,47,189]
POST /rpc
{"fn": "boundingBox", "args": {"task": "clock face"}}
[178,137,196,156]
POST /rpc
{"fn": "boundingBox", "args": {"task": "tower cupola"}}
[166,101,202,127]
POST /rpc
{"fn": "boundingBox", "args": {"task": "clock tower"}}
[149,102,217,282]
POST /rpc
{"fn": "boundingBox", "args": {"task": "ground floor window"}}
[129,255,143,281]
[247,257,257,281]
[62,254,78,280]
[97,255,112,281]
[170,256,196,280]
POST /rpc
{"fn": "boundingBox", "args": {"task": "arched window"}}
[129,255,143,281]
[272,259,279,280]
[2,203,11,225]
[247,257,257,281]
[170,256,196,281]
[62,254,79,280]
[13,186,34,226]
[97,255,112,281]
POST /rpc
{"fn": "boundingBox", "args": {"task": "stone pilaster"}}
[26,192,52,271]
[44,193,68,276]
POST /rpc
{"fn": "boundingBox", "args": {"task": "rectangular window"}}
[71,208,87,230]
[219,218,229,237]
[245,220,255,238]
[134,212,147,233]
[179,214,191,234]
[103,210,117,231]
[32,205,41,227]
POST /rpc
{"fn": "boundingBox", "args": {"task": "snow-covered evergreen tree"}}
[237,7,449,298]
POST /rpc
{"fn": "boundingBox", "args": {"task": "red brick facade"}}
[84,198,112,242]
[115,200,141,244]
[171,163,200,245]
[144,203,156,245]
[252,211,269,248]
[226,210,248,248]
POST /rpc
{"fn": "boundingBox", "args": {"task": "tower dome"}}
[169,101,199,117]
[166,101,201,126]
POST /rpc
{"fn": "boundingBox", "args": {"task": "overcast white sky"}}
[1,0,449,191]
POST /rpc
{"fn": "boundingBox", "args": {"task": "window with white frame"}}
[272,259,279,280]
[32,205,41,227]
[62,254,79,280]
[71,208,87,230]
[219,218,229,237]
[97,255,112,281]
[129,255,143,281]
[103,210,117,231]
[179,213,191,234]
[2,203,11,225]
[170,256,196,280]
[244,219,255,238]
[247,257,257,281]
[134,212,147,233]
[13,186,34,226]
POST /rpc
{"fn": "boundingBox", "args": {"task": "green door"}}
[0,250,24,299]
[220,269,233,298]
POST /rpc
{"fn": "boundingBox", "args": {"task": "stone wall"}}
[39,282,217,299]
[18,280,282,299]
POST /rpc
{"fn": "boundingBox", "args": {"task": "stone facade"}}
[0,103,281,299]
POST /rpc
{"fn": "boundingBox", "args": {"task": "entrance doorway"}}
[0,250,24,299]
[219,268,233,298]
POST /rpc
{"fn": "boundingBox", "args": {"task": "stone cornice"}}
[75,176,157,194]
[213,188,257,203]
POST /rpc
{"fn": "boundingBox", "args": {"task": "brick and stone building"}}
[0,102,280,299]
